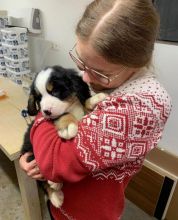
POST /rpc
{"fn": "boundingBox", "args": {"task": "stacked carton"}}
[0,11,8,77]
[1,27,30,84]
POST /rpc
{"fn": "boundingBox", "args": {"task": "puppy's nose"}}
[43,110,51,116]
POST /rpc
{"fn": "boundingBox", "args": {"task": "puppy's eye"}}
[46,83,53,92]
[47,87,59,97]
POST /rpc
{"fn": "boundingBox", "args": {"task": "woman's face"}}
[73,39,137,92]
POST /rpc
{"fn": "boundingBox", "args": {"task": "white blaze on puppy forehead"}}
[35,68,52,94]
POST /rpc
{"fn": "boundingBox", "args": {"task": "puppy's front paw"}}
[55,113,78,139]
[58,123,78,139]
[85,93,107,110]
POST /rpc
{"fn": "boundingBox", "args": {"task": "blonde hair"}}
[76,0,159,68]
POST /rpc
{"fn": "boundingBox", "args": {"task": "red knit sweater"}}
[31,71,171,220]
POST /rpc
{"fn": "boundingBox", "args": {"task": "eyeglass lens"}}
[70,53,109,84]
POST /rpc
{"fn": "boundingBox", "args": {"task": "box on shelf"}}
[4,56,30,72]
[0,66,7,77]
[6,67,31,85]
[0,27,31,85]
[21,72,36,94]
[2,43,28,60]
[1,27,28,46]
[0,45,4,55]
[0,54,5,67]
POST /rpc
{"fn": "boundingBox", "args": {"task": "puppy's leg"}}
[48,180,63,191]
[85,92,108,110]
[43,181,64,208]
[45,184,64,208]
[55,113,78,139]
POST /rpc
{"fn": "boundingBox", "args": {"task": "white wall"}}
[1,0,178,155]
[1,0,92,70]
[153,43,178,155]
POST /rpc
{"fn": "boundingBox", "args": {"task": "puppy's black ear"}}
[27,83,41,116]
[27,94,38,116]
[70,72,91,105]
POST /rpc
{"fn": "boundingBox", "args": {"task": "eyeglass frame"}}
[69,44,127,85]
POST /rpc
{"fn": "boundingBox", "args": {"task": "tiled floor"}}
[0,152,24,220]
[0,151,156,220]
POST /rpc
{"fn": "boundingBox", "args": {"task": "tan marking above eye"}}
[46,83,53,92]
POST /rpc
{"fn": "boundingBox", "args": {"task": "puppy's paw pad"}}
[58,123,78,139]
[49,191,64,208]
[68,123,78,138]
[58,129,67,139]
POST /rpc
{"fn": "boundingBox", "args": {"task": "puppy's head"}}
[27,65,90,119]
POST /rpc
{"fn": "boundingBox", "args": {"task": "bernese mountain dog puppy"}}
[21,65,107,208]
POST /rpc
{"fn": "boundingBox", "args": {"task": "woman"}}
[19,0,172,219]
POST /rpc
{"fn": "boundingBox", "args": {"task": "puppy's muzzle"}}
[43,110,52,116]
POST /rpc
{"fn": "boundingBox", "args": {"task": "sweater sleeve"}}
[31,92,171,183]
[74,92,171,172]
[30,115,89,183]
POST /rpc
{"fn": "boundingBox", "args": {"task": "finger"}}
[26,159,38,170]
[31,174,45,180]
[20,153,36,169]
[27,165,40,177]
[19,154,32,171]
[23,151,33,157]
[23,152,34,161]
[21,160,38,173]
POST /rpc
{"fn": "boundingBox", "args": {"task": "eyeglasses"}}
[69,44,127,85]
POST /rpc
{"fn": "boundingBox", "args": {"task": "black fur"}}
[21,123,34,162]
[21,65,91,162]
[27,65,91,116]
[47,66,91,105]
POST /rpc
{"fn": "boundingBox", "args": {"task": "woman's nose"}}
[82,71,92,83]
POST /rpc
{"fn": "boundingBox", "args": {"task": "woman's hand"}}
[19,152,45,181]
